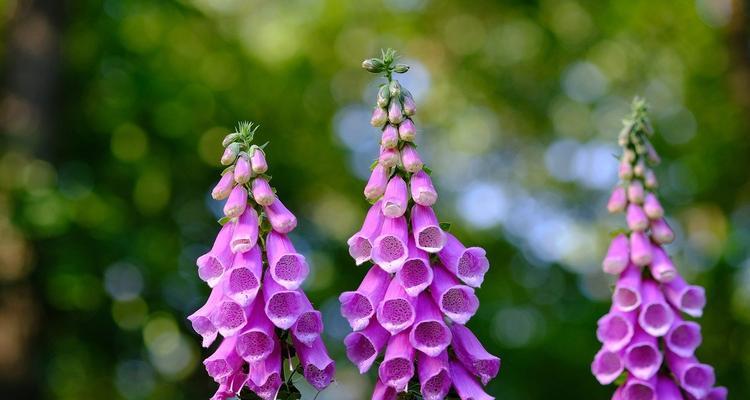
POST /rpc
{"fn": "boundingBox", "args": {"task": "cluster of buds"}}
[188,122,334,400]
[592,100,725,400]
[340,50,500,400]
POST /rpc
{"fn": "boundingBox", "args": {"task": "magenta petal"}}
[210,368,248,400]
[417,351,452,400]
[372,216,409,273]
[250,148,268,175]
[655,374,683,399]
[339,265,391,331]
[265,230,309,290]
[293,336,336,391]
[379,146,400,169]
[365,164,389,201]
[627,203,649,232]
[622,375,657,400]
[624,327,663,380]
[401,143,423,173]
[603,234,630,275]
[613,263,642,312]
[607,186,627,213]
[666,352,715,399]
[450,323,500,385]
[665,315,702,358]
[381,175,408,218]
[212,171,236,200]
[377,277,417,335]
[648,244,676,283]
[247,336,282,400]
[596,307,636,352]
[372,379,398,400]
[251,177,275,206]
[629,231,652,266]
[627,180,645,204]
[262,270,303,329]
[204,335,243,382]
[430,263,479,324]
[236,297,275,362]
[410,170,437,206]
[381,124,399,149]
[344,317,390,373]
[197,223,235,287]
[408,292,451,356]
[396,236,433,297]
[591,347,623,385]
[188,285,223,347]
[223,185,248,218]
[263,198,297,234]
[643,193,664,219]
[291,294,323,346]
[705,387,728,400]
[398,118,416,141]
[347,200,385,265]
[378,331,415,391]
[234,154,251,184]
[638,279,674,337]
[231,208,259,253]
[438,233,489,287]
[651,217,675,244]
[663,274,706,318]
[449,358,494,400]
[224,247,262,307]
[411,204,446,253]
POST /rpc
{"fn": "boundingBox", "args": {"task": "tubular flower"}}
[592,99,724,398]
[342,49,500,399]
[188,122,334,400]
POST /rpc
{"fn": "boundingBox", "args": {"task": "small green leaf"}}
[370,159,379,171]
[218,216,233,225]
[423,166,432,175]
[439,222,452,231]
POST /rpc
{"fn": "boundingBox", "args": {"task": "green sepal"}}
[218,215,233,225]
[609,228,629,238]
[370,159,379,171]
[439,222,452,232]
[423,166,432,175]
[221,165,235,175]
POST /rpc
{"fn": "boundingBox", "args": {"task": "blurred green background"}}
[1,0,749,398]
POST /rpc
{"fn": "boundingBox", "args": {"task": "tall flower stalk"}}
[341,49,500,400]
[188,122,335,400]
[592,99,726,400]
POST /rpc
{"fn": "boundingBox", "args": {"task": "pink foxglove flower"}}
[341,50,500,398]
[592,99,723,398]
[188,122,334,399]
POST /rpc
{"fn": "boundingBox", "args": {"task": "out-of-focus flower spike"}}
[623,326,663,379]
[591,347,624,385]
[627,180,644,204]
[225,247,262,306]
[411,204,446,253]
[292,336,336,391]
[371,216,409,272]
[607,186,627,213]
[265,230,309,290]
[401,143,423,173]
[398,118,416,142]
[236,297,275,362]
[365,164,389,201]
[396,236,433,296]
[643,192,663,219]
[619,158,633,180]
[378,331,415,391]
[261,270,303,329]
[410,170,437,206]
[381,124,399,149]
[629,231,652,266]
[382,175,408,218]
[663,274,706,318]
[450,323,500,385]
[344,317,390,373]
[223,185,248,218]
[347,200,386,265]
[603,234,629,275]
[612,263,642,312]
[417,351,451,400]
[204,335,244,382]
[197,223,235,287]
[648,244,676,283]
[231,208,259,253]
[339,265,391,331]
[408,292,451,356]
[438,233,489,288]
[429,263,479,324]
[251,177,275,206]
[212,170,236,200]
[644,169,658,189]
[449,358,495,400]
[651,217,674,244]
[263,198,297,234]
[377,277,417,335]
[626,203,649,232]
[249,147,268,175]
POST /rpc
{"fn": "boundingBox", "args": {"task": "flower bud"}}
[398,119,416,142]
[212,170,236,200]
[379,147,400,168]
[388,80,401,97]
[365,164,389,201]
[619,158,633,180]
[251,177,275,206]
[627,180,644,204]
[233,153,251,184]
[646,141,661,165]
[393,64,410,73]
[618,124,632,146]
[643,193,663,219]
[644,169,658,189]
[250,147,268,174]
[607,186,627,213]
[362,58,385,73]
[623,149,636,164]
[401,144,423,173]
[224,185,248,218]
[388,100,404,124]
[371,107,388,128]
[402,91,416,116]
[633,160,646,177]
[381,124,399,149]
[221,143,241,165]
[377,85,390,108]
[222,132,240,147]
[651,218,674,244]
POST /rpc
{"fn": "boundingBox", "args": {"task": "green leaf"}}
[370,159,379,171]
[218,216,233,225]
[439,222,452,231]
[423,166,432,175]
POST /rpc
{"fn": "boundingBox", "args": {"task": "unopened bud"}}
[222,133,240,147]
[250,147,268,174]
[377,86,390,108]
[234,153,252,184]
[371,107,388,128]
[388,80,401,98]
[362,58,385,73]
[221,143,241,165]
[388,100,404,124]
[402,91,416,116]
[393,64,410,73]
